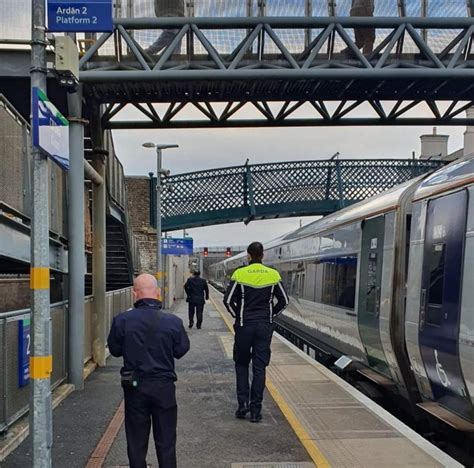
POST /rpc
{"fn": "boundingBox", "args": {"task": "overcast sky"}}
[113,105,465,248]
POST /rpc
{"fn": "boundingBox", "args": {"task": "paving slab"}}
[104,299,312,468]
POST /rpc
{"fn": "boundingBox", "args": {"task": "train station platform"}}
[3,290,461,467]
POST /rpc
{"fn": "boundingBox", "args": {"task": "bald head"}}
[133,273,160,301]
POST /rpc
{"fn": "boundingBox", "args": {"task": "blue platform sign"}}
[162,238,194,256]
[18,319,31,387]
[47,0,113,32]
[32,88,70,170]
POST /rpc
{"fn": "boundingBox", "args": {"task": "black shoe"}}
[235,404,250,419]
[197,325,201,329]
[189,323,193,329]
[250,412,262,423]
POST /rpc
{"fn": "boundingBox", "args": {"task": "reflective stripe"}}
[240,284,245,326]
[225,281,238,317]
[30,267,50,290]
[278,282,289,306]
[30,355,53,379]
[269,285,275,323]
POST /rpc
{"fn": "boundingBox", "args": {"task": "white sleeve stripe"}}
[225,281,237,306]
[278,282,289,306]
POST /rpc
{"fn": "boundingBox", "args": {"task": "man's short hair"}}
[247,242,264,261]
[193,270,201,276]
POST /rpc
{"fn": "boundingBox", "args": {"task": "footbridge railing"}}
[152,159,445,231]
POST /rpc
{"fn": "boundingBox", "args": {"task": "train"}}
[208,155,474,437]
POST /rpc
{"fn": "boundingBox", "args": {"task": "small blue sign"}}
[162,238,194,256]
[32,88,70,170]
[47,0,113,32]
[18,319,31,387]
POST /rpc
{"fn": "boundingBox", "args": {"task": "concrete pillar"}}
[420,127,449,159]
[89,101,108,367]
[92,149,107,366]
[464,107,474,157]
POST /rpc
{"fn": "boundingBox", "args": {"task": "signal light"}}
[203,247,209,257]
[225,247,232,257]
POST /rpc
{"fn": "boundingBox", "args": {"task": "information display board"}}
[18,319,31,387]
[161,237,194,256]
[32,87,70,170]
[47,0,113,32]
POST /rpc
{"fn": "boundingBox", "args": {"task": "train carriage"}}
[208,155,474,431]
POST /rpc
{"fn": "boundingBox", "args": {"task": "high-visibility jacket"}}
[223,262,289,326]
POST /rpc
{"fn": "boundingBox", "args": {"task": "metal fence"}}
[0,95,68,239]
[1,1,472,52]
[0,286,133,433]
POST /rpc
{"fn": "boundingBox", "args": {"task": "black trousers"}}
[233,322,275,414]
[123,380,177,468]
[188,302,204,327]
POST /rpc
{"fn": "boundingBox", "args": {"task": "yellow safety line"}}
[209,294,331,468]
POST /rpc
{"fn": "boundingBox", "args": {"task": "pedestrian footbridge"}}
[156,158,444,230]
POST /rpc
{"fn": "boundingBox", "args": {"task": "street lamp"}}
[142,143,179,303]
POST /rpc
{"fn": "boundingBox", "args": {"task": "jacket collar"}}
[134,298,162,309]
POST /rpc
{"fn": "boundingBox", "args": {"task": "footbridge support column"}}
[67,86,88,390]
[90,101,108,366]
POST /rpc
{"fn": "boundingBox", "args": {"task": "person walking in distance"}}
[184,270,209,329]
[107,274,190,468]
[223,242,289,423]
[145,0,185,55]
[350,0,375,54]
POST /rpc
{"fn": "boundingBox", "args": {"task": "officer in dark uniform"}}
[184,270,209,329]
[107,273,190,468]
[223,242,289,423]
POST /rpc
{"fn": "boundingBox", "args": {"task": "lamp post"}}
[142,143,178,302]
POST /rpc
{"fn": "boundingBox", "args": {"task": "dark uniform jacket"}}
[107,298,190,381]
[184,277,209,305]
[154,0,185,17]
[223,262,289,326]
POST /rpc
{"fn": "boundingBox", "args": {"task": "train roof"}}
[283,174,426,241]
[413,155,474,202]
[211,158,459,268]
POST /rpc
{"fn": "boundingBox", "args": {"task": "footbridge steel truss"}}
[79,16,474,129]
[154,159,444,231]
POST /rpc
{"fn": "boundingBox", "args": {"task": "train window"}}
[425,243,446,327]
[320,256,357,310]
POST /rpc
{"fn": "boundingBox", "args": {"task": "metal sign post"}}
[142,143,179,302]
[31,0,53,466]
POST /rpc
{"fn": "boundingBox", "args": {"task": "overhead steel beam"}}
[109,17,474,29]
[106,117,474,130]
[81,68,474,81]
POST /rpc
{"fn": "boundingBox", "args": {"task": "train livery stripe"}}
[209,292,332,468]
[30,355,53,379]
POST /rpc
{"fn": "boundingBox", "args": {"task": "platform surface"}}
[3,293,462,467]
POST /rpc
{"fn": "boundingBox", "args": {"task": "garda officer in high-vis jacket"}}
[223,242,289,423]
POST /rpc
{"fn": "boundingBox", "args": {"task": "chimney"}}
[464,107,474,157]
[420,127,449,159]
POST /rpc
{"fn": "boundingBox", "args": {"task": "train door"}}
[419,190,473,420]
[358,216,390,376]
